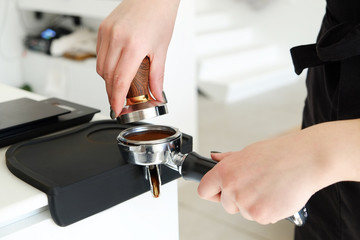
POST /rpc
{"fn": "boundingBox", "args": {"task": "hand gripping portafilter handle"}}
[180,152,308,226]
[181,152,218,182]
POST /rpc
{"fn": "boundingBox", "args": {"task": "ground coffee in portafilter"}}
[125,130,174,141]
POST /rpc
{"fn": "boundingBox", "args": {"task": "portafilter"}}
[117,125,308,226]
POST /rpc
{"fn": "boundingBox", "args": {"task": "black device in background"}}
[24,27,71,55]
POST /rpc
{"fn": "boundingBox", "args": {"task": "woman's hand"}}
[198,120,360,224]
[96,0,180,117]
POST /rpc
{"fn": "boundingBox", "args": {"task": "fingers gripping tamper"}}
[110,56,168,124]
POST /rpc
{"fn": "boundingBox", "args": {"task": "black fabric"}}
[290,44,324,75]
[291,0,360,239]
[291,23,360,75]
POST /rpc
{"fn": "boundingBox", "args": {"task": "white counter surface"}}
[0,84,48,229]
[0,83,179,239]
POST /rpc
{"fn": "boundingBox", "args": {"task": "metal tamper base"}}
[116,100,168,124]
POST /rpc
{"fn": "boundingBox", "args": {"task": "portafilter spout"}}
[116,125,308,226]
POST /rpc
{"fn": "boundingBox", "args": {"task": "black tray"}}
[0,98,69,134]
[0,98,100,147]
[6,120,192,226]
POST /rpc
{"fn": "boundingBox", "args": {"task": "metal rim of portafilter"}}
[117,125,182,168]
[117,125,183,199]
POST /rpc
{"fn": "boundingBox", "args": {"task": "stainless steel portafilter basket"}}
[117,125,217,198]
[116,125,308,226]
[117,125,181,167]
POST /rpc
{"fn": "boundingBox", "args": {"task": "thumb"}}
[210,151,233,161]
[148,55,166,102]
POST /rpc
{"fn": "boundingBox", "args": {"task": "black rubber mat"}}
[6,120,192,226]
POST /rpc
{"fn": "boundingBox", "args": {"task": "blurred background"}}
[180,1,324,239]
[0,0,325,239]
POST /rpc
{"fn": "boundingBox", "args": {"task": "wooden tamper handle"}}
[112,56,168,122]
[126,56,154,105]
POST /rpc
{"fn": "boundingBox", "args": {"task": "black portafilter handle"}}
[181,152,217,182]
[179,152,308,226]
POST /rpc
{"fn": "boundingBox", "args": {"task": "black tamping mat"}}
[5,120,192,226]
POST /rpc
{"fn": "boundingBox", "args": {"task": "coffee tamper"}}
[110,56,168,124]
[111,56,168,199]
[117,125,308,226]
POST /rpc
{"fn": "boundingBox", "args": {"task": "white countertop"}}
[0,84,48,228]
[0,84,105,228]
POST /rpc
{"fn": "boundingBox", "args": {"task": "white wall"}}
[194,0,326,103]
[0,0,25,87]
[150,0,197,141]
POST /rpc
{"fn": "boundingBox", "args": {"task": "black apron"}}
[291,1,360,239]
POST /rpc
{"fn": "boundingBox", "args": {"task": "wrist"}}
[306,120,360,187]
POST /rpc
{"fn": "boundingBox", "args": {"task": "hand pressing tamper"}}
[110,56,168,124]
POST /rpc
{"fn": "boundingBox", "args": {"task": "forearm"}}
[198,118,360,224]
[307,119,360,186]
